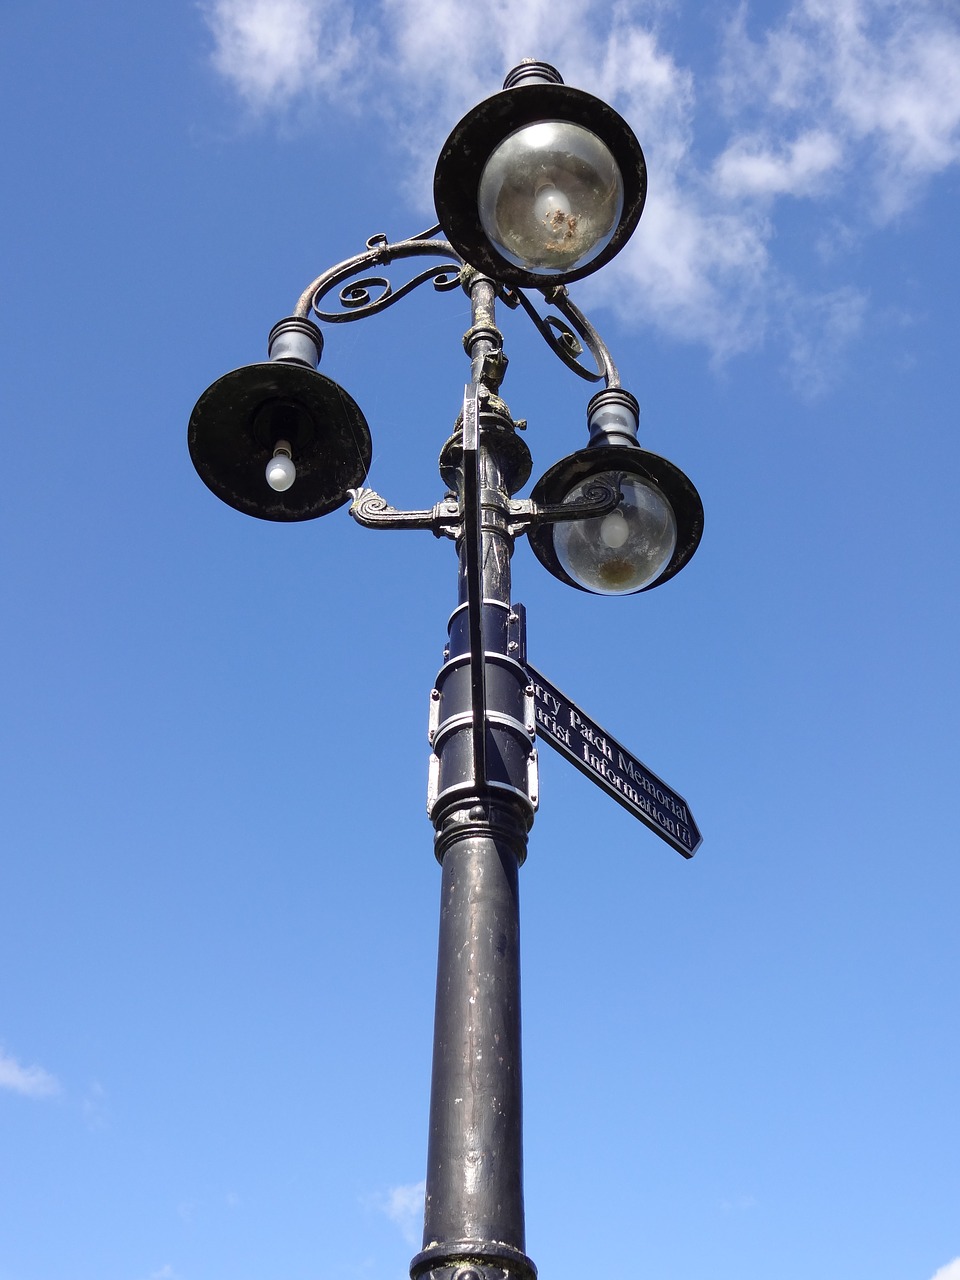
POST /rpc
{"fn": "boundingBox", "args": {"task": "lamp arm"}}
[546,285,621,387]
[497,283,621,387]
[347,487,461,540]
[293,229,464,324]
[506,476,622,537]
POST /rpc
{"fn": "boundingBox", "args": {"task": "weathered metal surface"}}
[419,273,537,1280]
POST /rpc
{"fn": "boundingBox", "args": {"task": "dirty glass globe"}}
[477,120,624,275]
[554,474,677,594]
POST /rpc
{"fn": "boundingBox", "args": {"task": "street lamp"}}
[189,60,702,1280]
[527,387,703,594]
[434,60,647,286]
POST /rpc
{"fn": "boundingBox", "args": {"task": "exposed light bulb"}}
[554,473,677,595]
[534,182,573,230]
[599,508,629,549]
[265,440,296,492]
[477,120,624,275]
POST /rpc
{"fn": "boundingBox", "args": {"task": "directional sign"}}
[526,664,702,858]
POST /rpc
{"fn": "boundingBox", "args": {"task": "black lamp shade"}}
[434,81,646,289]
[188,362,372,522]
[528,444,703,593]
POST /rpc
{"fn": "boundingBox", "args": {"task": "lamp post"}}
[188,61,703,1280]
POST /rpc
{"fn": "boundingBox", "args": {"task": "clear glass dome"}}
[554,473,677,594]
[477,120,624,275]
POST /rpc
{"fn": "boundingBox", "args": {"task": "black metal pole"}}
[412,276,538,1280]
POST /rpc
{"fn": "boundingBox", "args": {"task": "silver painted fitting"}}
[267,316,324,368]
[587,387,640,449]
[502,60,563,90]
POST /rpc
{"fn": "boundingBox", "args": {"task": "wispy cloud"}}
[201,0,960,379]
[82,1080,109,1130]
[373,1179,424,1246]
[931,1260,960,1280]
[716,0,960,220]
[0,1046,60,1099]
[714,129,844,200]
[203,0,364,108]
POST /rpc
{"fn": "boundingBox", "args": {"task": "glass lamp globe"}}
[554,474,678,595]
[477,120,624,275]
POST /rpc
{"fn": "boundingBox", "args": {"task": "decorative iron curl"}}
[499,283,620,387]
[290,225,623,389]
[319,263,462,323]
[348,486,461,539]
[293,231,464,325]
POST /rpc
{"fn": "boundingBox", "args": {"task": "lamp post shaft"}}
[413,279,538,1280]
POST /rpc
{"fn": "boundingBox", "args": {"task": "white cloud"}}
[201,0,960,372]
[715,130,843,199]
[0,1046,60,1099]
[931,1261,960,1280]
[780,283,867,394]
[377,1178,424,1246]
[591,183,771,360]
[203,0,363,108]
[718,0,960,218]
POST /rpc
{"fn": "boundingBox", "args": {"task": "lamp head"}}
[187,318,372,522]
[528,390,703,595]
[434,61,646,288]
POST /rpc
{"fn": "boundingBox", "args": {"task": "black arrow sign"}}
[526,664,702,858]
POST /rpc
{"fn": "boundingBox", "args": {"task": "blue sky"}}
[1,2,959,1279]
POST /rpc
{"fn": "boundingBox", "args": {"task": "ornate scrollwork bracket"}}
[499,282,621,387]
[290,224,623,392]
[294,226,464,325]
[348,476,622,542]
[348,487,462,540]
[506,475,623,537]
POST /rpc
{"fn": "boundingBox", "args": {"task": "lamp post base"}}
[411,1238,537,1280]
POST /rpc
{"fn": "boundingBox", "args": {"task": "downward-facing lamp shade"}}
[529,445,703,595]
[435,72,646,288]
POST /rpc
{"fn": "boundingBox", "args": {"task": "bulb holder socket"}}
[587,387,640,449]
[267,316,324,368]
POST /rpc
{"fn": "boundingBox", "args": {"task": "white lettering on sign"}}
[526,665,700,857]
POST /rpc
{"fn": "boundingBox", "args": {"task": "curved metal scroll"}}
[294,230,464,325]
[500,284,620,388]
[507,477,622,537]
[348,487,461,539]
[290,226,622,391]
